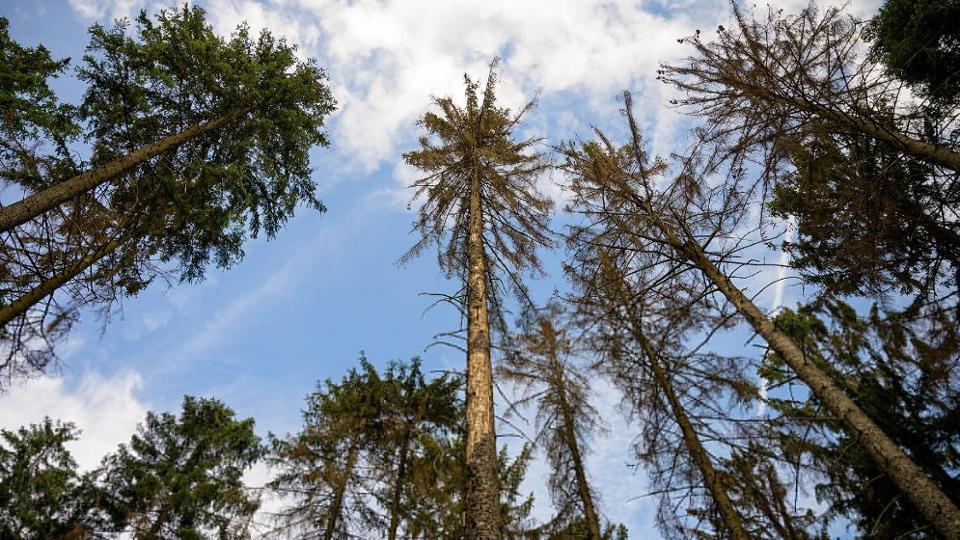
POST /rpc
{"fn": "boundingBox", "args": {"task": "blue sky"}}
[0,0,883,536]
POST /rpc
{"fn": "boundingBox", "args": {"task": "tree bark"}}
[0,234,125,328]
[464,166,501,540]
[631,323,750,540]
[387,434,411,540]
[643,208,960,539]
[323,440,360,540]
[0,107,247,234]
[555,377,603,540]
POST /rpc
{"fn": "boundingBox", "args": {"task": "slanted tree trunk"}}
[464,166,501,540]
[555,376,602,540]
[324,440,360,540]
[631,323,749,540]
[635,197,960,538]
[0,107,247,234]
[0,233,126,328]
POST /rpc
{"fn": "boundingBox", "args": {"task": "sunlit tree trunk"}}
[387,434,411,540]
[464,166,501,539]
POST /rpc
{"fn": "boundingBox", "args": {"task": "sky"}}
[0,0,882,536]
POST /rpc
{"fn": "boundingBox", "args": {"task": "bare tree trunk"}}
[631,324,750,540]
[613,93,960,537]
[0,107,247,234]
[464,167,501,540]
[644,210,960,538]
[323,440,360,540]
[556,384,602,540]
[387,434,411,540]
[0,234,125,328]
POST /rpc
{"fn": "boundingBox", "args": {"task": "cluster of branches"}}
[399,1,960,539]
[0,5,336,386]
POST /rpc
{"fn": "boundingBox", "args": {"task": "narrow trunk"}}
[464,167,501,540]
[387,434,411,540]
[555,380,602,540]
[0,107,247,233]
[632,325,750,540]
[323,440,360,540]
[0,234,125,328]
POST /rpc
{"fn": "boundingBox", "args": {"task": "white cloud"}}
[0,370,148,471]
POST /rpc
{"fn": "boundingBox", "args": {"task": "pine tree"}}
[562,93,960,538]
[498,300,603,539]
[93,396,262,539]
[0,6,335,380]
[402,62,553,539]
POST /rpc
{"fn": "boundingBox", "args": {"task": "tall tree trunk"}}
[640,207,960,538]
[0,107,247,234]
[0,233,125,328]
[555,378,602,540]
[631,323,750,540]
[464,167,501,540]
[388,434,411,540]
[616,96,960,537]
[323,440,360,540]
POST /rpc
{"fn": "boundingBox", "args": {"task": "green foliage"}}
[763,301,960,538]
[769,125,957,301]
[867,0,960,104]
[95,396,262,539]
[0,418,91,539]
[0,17,78,188]
[77,4,335,281]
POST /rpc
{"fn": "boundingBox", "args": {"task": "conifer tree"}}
[499,300,603,539]
[0,418,94,539]
[402,62,553,539]
[93,396,262,539]
[0,6,335,381]
[562,93,960,538]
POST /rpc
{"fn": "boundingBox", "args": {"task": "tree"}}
[372,359,462,540]
[93,396,262,539]
[867,0,960,104]
[0,6,335,381]
[498,300,604,539]
[656,4,960,303]
[563,214,753,538]
[402,62,553,539]
[0,418,94,539]
[268,360,385,539]
[561,93,960,538]
[763,300,960,537]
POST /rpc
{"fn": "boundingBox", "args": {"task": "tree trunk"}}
[555,379,603,540]
[745,82,960,173]
[615,91,960,535]
[324,440,360,540]
[0,107,247,234]
[0,234,125,328]
[388,434,411,540]
[464,166,501,540]
[644,210,960,538]
[631,323,750,540]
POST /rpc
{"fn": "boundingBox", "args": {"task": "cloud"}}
[0,370,148,471]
